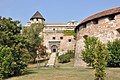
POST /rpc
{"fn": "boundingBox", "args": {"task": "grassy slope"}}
[6,60,120,80]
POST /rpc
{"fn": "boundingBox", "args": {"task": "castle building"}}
[74,7,120,67]
[25,11,78,54]
[25,11,78,66]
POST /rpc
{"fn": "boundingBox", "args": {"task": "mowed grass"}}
[6,61,120,80]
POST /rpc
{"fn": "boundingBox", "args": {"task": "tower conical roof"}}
[30,11,45,20]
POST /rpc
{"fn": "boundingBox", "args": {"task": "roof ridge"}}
[79,6,120,25]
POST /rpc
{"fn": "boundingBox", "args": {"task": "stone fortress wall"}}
[74,7,120,67]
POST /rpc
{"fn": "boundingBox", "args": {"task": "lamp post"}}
[36,50,39,69]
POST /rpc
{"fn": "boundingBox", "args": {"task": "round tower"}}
[30,11,45,24]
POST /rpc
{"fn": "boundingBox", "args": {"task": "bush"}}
[64,30,76,36]
[58,50,74,63]
[93,40,109,80]
[107,39,120,67]
[82,36,109,80]
[58,54,71,63]
[82,36,98,67]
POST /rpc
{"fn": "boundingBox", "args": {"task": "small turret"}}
[30,11,45,24]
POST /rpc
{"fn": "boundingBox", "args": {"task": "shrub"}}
[82,36,109,80]
[58,54,71,63]
[64,30,76,36]
[93,40,109,80]
[107,39,120,67]
[82,36,98,67]
[58,50,74,63]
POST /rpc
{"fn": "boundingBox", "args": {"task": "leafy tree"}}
[107,39,120,67]
[0,17,29,78]
[81,36,109,80]
[0,46,13,78]
[82,36,97,67]
[38,45,47,59]
[93,40,109,80]
[23,23,44,63]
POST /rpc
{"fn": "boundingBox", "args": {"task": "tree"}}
[0,17,29,78]
[0,46,13,78]
[82,36,109,80]
[107,39,120,67]
[82,36,98,67]
[23,23,44,63]
[38,45,47,59]
[93,40,109,80]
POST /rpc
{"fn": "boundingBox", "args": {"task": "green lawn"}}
[6,61,120,80]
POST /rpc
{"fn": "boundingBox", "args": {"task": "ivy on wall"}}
[63,30,76,36]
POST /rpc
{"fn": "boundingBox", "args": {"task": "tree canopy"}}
[23,23,44,63]
[0,17,29,78]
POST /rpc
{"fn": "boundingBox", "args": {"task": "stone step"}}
[46,53,56,67]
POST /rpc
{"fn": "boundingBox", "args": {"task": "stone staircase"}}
[46,52,56,67]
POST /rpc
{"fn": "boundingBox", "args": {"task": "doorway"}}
[51,45,58,53]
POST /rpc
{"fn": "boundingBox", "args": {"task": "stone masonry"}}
[74,7,120,67]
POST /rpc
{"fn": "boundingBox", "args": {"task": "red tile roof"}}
[76,6,120,30]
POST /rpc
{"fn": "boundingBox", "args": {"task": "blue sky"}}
[0,0,120,25]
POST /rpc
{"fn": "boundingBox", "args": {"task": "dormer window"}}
[93,19,98,24]
[108,15,115,20]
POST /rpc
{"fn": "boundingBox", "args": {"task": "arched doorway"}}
[51,45,58,53]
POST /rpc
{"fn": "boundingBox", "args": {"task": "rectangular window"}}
[83,24,86,28]
[68,39,71,42]
[53,28,55,31]
[108,15,115,20]
[93,19,98,24]
[53,37,55,40]
[60,37,63,39]
[36,19,38,21]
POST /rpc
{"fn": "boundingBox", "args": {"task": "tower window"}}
[108,15,115,20]
[83,24,86,28]
[93,19,98,24]
[36,18,38,21]
[53,37,55,40]
[60,37,63,39]
[68,39,71,42]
